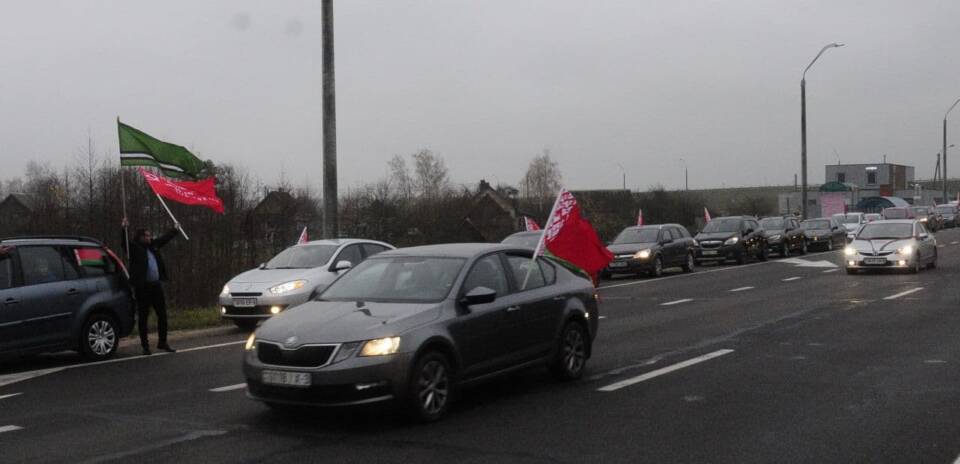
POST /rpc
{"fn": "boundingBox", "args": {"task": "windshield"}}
[936,206,955,214]
[613,228,660,243]
[911,207,929,215]
[840,214,862,224]
[759,218,783,230]
[857,223,914,240]
[502,232,542,249]
[884,208,909,219]
[264,244,338,270]
[320,256,466,303]
[702,219,741,233]
[801,220,830,230]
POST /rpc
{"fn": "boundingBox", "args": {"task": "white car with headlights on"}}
[219,239,394,330]
[843,220,937,274]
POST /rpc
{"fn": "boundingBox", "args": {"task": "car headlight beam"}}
[634,249,651,259]
[898,245,913,255]
[244,333,256,351]
[359,337,401,357]
[843,246,856,256]
[220,284,230,296]
[268,280,307,295]
[724,236,739,246]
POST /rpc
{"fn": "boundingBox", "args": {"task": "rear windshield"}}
[265,244,338,269]
[883,208,909,219]
[613,228,660,243]
[801,220,830,230]
[936,206,955,213]
[502,232,542,249]
[702,219,741,233]
[840,214,862,224]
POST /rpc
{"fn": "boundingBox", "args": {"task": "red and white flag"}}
[704,207,712,223]
[534,188,613,274]
[523,217,541,232]
[297,227,309,245]
[637,208,644,226]
[138,168,224,214]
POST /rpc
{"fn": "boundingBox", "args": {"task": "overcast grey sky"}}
[2,0,959,191]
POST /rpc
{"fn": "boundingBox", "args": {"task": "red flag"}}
[297,227,309,245]
[536,189,613,274]
[704,207,712,223]
[637,208,643,226]
[138,168,225,214]
[524,217,541,232]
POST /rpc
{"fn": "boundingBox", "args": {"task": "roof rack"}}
[0,235,106,246]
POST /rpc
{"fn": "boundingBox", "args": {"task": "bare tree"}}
[411,149,450,199]
[521,149,562,214]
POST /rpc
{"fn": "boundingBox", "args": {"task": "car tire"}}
[234,319,259,332]
[827,240,834,251]
[929,250,938,269]
[781,244,789,257]
[909,256,921,274]
[681,253,695,273]
[80,313,119,361]
[735,250,745,265]
[551,321,588,381]
[649,256,664,278]
[407,351,453,422]
[600,271,612,280]
[757,246,769,262]
[800,240,808,255]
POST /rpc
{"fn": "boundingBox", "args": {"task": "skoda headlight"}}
[268,280,307,295]
[724,236,740,246]
[634,249,651,259]
[898,245,913,255]
[220,284,230,296]
[843,246,856,256]
[359,337,401,357]
[244,333,256,351]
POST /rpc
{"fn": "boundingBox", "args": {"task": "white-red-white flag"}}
[704,207,712,223]
[637,208,643,226]
[297,227,309,245]
[524,217,541,231]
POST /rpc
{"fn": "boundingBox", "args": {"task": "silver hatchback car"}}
[219,239,394,330]
[843,220,937,274]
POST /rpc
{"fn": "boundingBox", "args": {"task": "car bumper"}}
[696,245,739,261]
[218,293,311,320]
[243,348,413,407]
[843,253,914,270]
[605,257,655,273]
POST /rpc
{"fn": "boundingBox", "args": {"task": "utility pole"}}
[322,0,338,238]
[944,99,960,206]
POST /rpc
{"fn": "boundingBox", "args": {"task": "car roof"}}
[378,243,524,259]
[623,224,683,229]
[297,238,391,247]
[0,236,103,247]
[505,231,542,237]
[869,219,916,224]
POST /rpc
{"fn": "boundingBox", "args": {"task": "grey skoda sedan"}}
[243,243,599,421]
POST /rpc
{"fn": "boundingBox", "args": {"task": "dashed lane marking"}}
[729,287,754,292]
[823,269,839,273]
[209,383,246,393]
[782,276,802,282]
[951,241,959,245]
[661,298,693,306]
[883,287,924,300]
[0,393,22,401]
[938,245,946,248]
[597,349,735,392]
[598,315,608,320]
[0,425,23,434]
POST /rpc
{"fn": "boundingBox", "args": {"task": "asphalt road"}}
[3,229,960,463]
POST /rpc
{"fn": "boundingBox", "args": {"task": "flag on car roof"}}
[534,188,613,274]
[297,227,309,245]
[704,207,712,223]
[637,208,643,226]
[74,248,105,267]
[138,168,225,213]
[119,120,205,179]
[524,217,541,232]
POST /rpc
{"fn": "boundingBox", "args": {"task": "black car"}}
[694,216,768,265]
[936,204,958,228]
[799,217,846,251]
[244,243,598,422]
[602,224,696,278]
[501,231,542,250]
[759,216,807,257]
[0,236,135,361]
[910,206,941,232]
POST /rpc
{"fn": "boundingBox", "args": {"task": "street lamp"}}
[943,98,960,203]
[800,42,844,220]
[679,158,689,191]
[615,163,626,191]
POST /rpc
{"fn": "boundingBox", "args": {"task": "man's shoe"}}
[142,347,152,356]
[158,344,176,353]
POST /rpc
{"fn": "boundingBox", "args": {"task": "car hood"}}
[228,267,327,287]
[255,300,443,344]
[850,238,914,254]
[607,242,657,254]
[695,232,738,241]
[842,223,860,232]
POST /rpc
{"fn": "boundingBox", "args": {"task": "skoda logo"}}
[284,336,299,347]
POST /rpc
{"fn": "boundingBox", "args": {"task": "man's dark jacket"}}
[124,228,179,288]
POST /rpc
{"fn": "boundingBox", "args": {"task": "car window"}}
[0,252,13,290]
[917,223,928,235]
[265,244,338,269]
[73,247,116,277]
[677,227,690,238]
[335,244,363,267]
[321,256,465,303]
[540,259,557,285]
[669,228,682,240]
[506,254,546,291]
[19,246,66,286]
[361,243,389,259]
[59,248,80,281]
[462,254,509,297]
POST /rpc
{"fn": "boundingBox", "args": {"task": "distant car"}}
[0,236,134,361]
[244,243,598,422]
[694,216,768,265]
[882,207,915,220]
[759,216,807,256]
[864,213,882,223]
[799,217,846,251]
[603,224,696,278]
[833,212,867,242]
[219,239,395,331]
[936,204,958,228]
[844,219,937,274]
[910,206,940,231]
[501,231,542,250]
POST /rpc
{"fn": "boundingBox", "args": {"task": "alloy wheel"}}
[562,326,586,375]
[653,257,663,277]
[87,320,116,356]
[417,360,450,417]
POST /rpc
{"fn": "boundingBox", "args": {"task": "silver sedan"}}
[843,219,937,274]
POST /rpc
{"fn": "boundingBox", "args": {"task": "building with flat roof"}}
[824,163,914,196]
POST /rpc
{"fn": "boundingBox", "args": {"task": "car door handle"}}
[66,289,80,295]
[552,296,566,301]
[506,305,521,312]
[3,298,19,306]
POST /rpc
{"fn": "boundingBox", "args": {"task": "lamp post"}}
[801,42,844,219]
[943,99,960,204]
[321,0,338,238]
[615,163,626,191]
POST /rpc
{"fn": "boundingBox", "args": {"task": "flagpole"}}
[118,117,131,258]
[153,193,190,241]
[522,189,564,289]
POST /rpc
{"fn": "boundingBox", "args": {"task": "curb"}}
[118,324,243,349]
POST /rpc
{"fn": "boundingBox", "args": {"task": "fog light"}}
[355,380,388,391]
[221,306,227,314]
[898,260,907,266]
[270,306,282,315]
[848,260,856,266]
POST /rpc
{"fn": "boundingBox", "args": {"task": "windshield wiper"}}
[267,266,302,270]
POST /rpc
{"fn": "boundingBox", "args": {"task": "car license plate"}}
[702,250,718,256]
[864,258,886,265]
[233,297,258,307]
[609,262,628,268]
[262,370,311,388]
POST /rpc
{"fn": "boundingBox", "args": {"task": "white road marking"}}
[951,241,958,245]
[777,258,838,268]
[598,315,608,320]
[598,349,735,392]
[938,245,946,248]
[178,340,245,353]
[729,286,754,292]
[0,425,23,434]
[953,453,960,464]
[823,269,839,273]
[210,383,246,393]
[598,250,840,290]
[883,287,924,300]
[782,276,802,282]
[0,393,22,400]
[661,298,693,306]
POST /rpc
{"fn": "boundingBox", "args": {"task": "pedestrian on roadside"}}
[123,218,181,355]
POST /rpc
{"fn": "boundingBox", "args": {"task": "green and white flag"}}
[118,120,205,179]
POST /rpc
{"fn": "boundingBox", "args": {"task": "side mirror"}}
[258,263,266,270]
[333,260,352,272]
[460,286,496,306]
[918,233,929,240]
